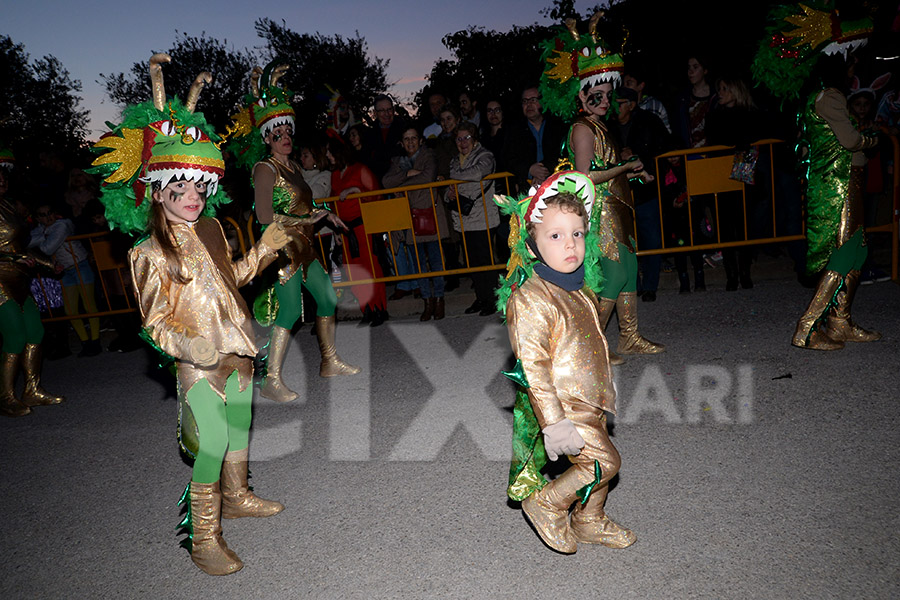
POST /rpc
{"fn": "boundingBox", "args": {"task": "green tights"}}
[824,229,867,277]
[274,260,338,329]
[187,371,252,483]
[0,297,44,354]
[599,242,639,300]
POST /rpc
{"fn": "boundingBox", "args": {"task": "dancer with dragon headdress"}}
[90,54,289,575]
[227,61,359,404]
[752,2,880,350]
[496,170,635,554]
[540,12,663,364]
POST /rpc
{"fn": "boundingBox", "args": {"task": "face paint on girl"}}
[156,179,208,224]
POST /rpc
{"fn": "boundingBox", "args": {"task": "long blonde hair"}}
[717,78,756,110]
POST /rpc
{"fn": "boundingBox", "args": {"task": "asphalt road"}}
[2,257,898,599]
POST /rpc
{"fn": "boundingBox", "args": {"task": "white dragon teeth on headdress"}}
[259,116,295,140]
[526,171,595,224]
[140,168,221,198]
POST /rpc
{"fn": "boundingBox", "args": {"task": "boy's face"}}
[532,205,586,274]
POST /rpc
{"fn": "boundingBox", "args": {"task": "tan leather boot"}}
[317,316,361,377]
[570,484,636,548]
[187,481,243,575]
[21,344,65,406]
[0,353,30,417]
[221,448,285,519]
[260,326,299,402]
[521,467,586,554]
[615,292,665,355]
[596,296,624,365]
[420,298,435,322]
[824,270,881,343]
[792,270,845,350]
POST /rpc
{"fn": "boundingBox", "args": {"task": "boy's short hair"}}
[525,192,587,239]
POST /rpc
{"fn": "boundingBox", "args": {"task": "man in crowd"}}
[502,86,566,194]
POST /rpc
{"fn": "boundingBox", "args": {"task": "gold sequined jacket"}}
[0,199,52,306]
[129,217,277,399]
[567,116,634,262]
[258,157,328,283]
[506,274,616,430]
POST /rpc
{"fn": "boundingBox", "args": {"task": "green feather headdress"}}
[225,60,296,171]
[88,54,229,235]
[539,12,625,121]
[494,170,603,314]
[752,2,874,101]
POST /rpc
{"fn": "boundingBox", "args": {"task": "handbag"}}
[411,207,438,236]
[730,148,759,185]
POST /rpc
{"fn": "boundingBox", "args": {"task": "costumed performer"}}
[497,170,635,554]
[752,2,880,350]
[90,54,289,575]
[540,12,662,364]
[226,62,359,405]
[0,149,65,417]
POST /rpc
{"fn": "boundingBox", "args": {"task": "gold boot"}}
[316,316,360,377]
[521,467,587,554]
[596,297,624,365]
[570,484,636,548]
[0,353,30,417]
[824,271,881,343]
[21,344,65,406]
[260,326,298,402]
[615,292,665,355]
[792,270,845,350]
[187,480,243,575]
[221,448,285,519]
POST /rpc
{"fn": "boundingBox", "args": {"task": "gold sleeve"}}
[129,246,198,361]
[506,290,566,429]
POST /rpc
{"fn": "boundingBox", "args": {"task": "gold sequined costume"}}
[129,216,277,399]
[0,198,64,417]
[256,157,358,403]
[507,274,634,552]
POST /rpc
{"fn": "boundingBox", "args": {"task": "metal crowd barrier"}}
[36,136,899,324]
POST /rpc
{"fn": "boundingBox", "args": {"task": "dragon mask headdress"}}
[752,1,874,101]
[225,60,295,170]
[494,171,602,313]
[89,53,228,235]
[539,11,625,121]
[0,147,14,171]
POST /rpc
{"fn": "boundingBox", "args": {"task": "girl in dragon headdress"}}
[541,12,663,364]
[0,149,65,417]
[752,2,880,350]
[226,62,359,404]
[91,54,289,575]
[497,170,635,554]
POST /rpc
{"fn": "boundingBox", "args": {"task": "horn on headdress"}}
[149,53,171,111]
[250,66,263,99]
[564,18,580,41]
[185,72,212,113]
[270,64,289,88]
[588,11,604,42]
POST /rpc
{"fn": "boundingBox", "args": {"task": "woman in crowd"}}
[327,137,389,326]
[447,121,499,316]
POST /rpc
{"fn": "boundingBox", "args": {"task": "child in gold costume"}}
[498,171,635,554]
[91,54,289,576]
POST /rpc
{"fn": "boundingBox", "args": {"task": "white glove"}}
[542,418,585,461]
[261,222,289,250]
[189,337,218,367]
